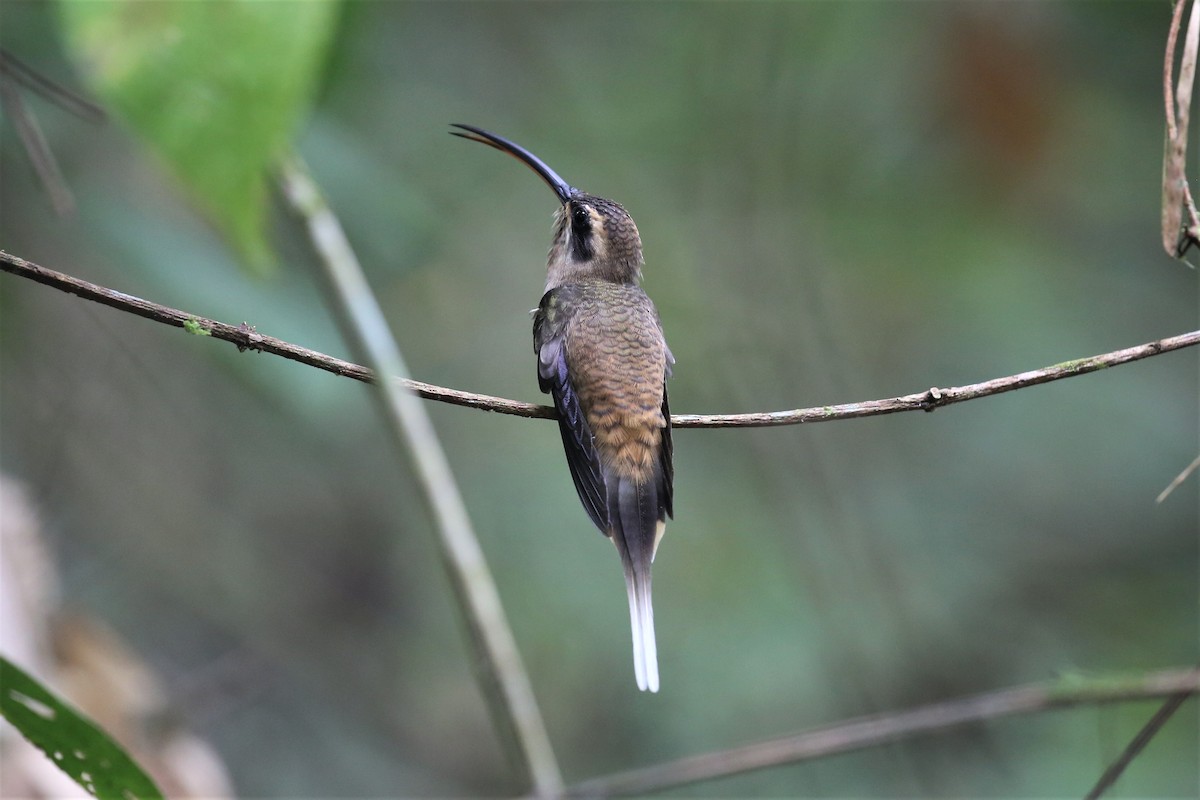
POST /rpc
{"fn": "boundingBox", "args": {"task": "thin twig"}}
[1162,0,1185,255]
[0,69,76,215]
[275,155,562,797]
[1178,1,1200,248]
[3,250,1198,431]
[0,250,552,417]
[0,50,107,217]
[1083,676,1197,800]
[0,50,107,122]
[565,668,1200,798]
[1163,0,1200,255]
[1157,453,1200,503]
[1166,1,1187,141]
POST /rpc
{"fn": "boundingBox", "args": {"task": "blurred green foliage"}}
[1,1,1196,796]
[57,0,339,273]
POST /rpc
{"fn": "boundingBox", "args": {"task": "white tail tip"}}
[625,571,659,692]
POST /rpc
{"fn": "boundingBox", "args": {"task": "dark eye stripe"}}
[569,203,594,261]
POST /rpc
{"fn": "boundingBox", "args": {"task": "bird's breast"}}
[564,288,667,481]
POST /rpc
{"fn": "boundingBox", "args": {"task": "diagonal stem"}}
[1083,670,1198,800]
[275,153,562,797]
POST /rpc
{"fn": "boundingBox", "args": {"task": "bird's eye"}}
[570,205,593,239]
[568,204,596,261]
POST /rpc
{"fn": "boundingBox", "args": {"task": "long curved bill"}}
[450,123,576,204]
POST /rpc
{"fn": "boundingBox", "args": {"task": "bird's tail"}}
[612,476,666,693]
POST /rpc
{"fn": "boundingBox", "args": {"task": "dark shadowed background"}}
[1,1,1197,796]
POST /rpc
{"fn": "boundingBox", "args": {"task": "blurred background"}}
[1,1,1197,796]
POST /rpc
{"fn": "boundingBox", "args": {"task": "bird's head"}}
[451,124,644,290]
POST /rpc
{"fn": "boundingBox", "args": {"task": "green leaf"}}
[57,0,340,274]
[0,656,163,800]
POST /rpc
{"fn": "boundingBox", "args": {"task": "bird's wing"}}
[658,388,674,520]
[534,290,609,532]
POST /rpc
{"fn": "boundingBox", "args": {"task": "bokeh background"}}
[2,1,1197,796]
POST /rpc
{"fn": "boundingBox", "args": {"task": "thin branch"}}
[1179,1,1200,250]
[1157,453,1200,503]
[3,250,1199,429]
[0,50,107,123]
[1167,1,1187,140]
[0,69,76,215]
[0,250,552,418]
[0,50,107,217]
[565,668,1200,798]
[275,155,561,797]
[1084,675,1197,800]
[1163,0,1200,255]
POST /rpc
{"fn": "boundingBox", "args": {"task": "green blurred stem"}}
[567,667,1200,797]
[276,152,562,797]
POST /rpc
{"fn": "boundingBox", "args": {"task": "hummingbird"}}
[451,124,674,692]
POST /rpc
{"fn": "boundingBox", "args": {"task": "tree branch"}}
[1084,677,1197,800]
[1157,453,1200,503]
[1163,0,1200,255]
[565,668,1200,798]
[0,250,552,417]
[3,250,1198,429]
